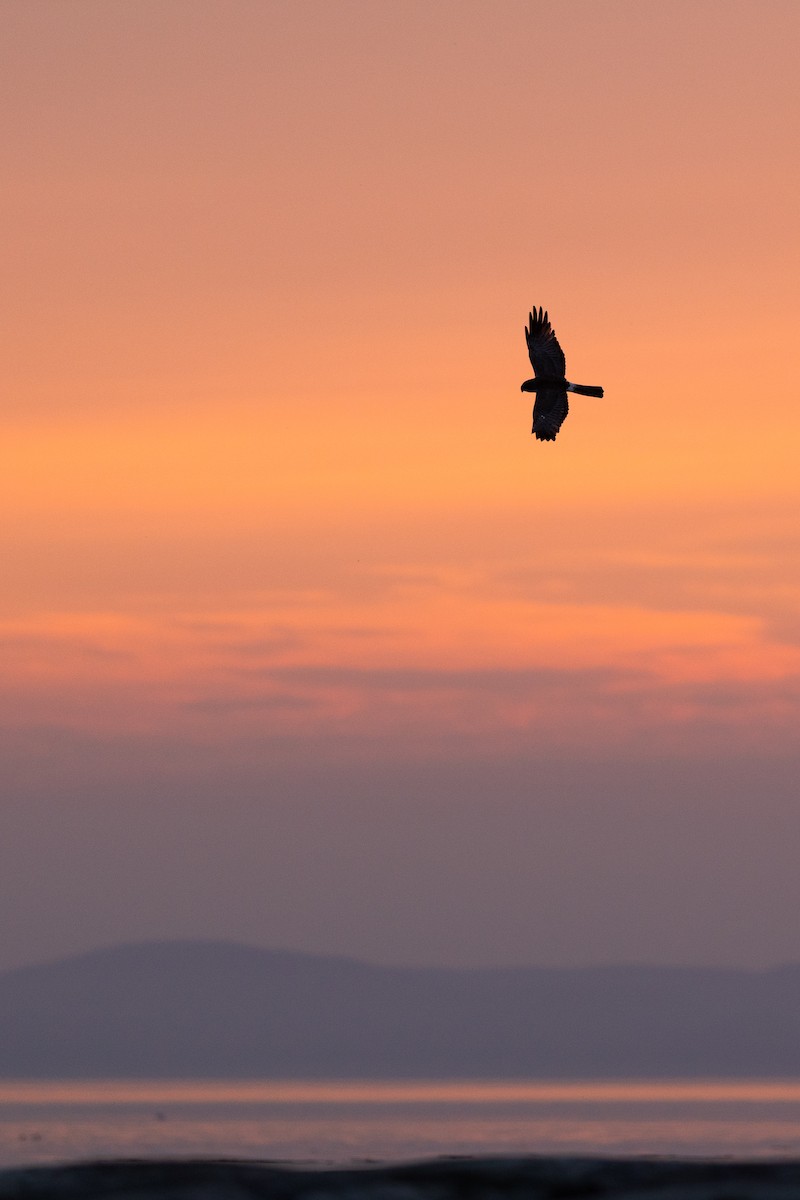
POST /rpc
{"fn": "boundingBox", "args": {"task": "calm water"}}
[4,1080,800,1167]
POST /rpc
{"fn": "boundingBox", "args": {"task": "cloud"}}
[184,692,317,715]
[2,535,800,759]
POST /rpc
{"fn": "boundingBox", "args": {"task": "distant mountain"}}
[2,940,800,1078]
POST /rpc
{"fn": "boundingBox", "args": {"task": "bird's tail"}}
[567,383,604,398]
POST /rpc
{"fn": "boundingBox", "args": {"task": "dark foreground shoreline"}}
[3,1156,800,1199]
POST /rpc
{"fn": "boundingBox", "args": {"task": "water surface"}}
[4,1079,800,1167]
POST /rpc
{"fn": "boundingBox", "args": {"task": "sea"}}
[4,1080,800,1168]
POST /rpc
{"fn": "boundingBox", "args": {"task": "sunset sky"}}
[2,0,800,973]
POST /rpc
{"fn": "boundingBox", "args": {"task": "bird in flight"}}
[521,307,604,442]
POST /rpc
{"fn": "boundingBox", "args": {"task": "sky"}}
[2,0,800,974]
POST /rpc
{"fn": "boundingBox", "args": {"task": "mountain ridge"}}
[2,939,799,1079]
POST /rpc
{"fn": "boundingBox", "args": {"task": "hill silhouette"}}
[2,940,800,1077]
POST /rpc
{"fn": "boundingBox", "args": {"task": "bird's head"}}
[520,378,537,393]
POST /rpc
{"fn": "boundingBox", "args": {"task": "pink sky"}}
[2,0,800,972]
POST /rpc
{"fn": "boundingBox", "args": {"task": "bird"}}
[521,306,604,441]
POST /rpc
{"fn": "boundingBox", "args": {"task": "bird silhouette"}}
[521,307,603,441]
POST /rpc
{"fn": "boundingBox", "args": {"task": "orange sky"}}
[2,0,800,971]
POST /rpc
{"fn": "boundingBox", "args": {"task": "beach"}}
[4,1156,800,1200]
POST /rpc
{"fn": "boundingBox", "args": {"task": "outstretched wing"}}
[532,388,569,441]
[525,306,566,379]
